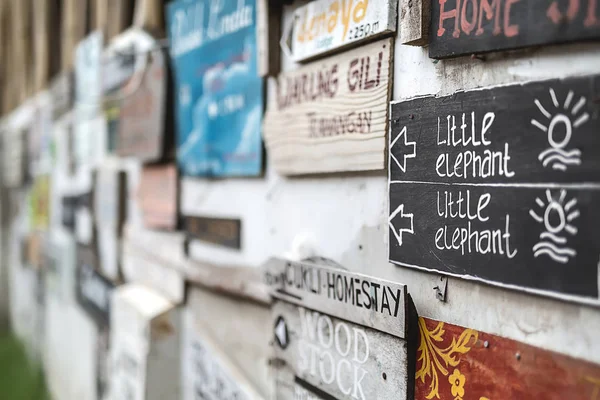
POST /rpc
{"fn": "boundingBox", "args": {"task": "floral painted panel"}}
[417,317,600,400]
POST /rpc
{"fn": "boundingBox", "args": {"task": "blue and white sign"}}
[167,0,263,177]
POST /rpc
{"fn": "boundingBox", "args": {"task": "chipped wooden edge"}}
[399,0,430,46]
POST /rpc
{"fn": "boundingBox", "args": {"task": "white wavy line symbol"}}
[529,190,578,264]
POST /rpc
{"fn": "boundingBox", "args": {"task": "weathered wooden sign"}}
[50,71,74,120]
[286,0,398,62]
[429,0,600,58]
[273,300,409,400]
[3,128,27,188]
[265,258,415,400]
[76,245,114,326]
[184,215,242,250]
[95,166,127,280]
[116,32,169,162]
[61,195,78,231]
[75,190,95,245]
[388,75,600,300]
[416,317,600,400]
[181,308,262,400]
[138,163,178,231]
[110,284,180,400]
[263,38,393,175]
[30,175,51,231]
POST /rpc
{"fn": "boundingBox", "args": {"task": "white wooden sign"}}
[3,128,27,188]
[263,38,393,175]
[287,0,397,62]
[95,166,127,280]
[110,284,180,400]
[272,301,409,400]
[181,308,263,400]
[264,257,408,339]
[123,241,185,305]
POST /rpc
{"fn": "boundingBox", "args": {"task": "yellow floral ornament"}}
[449,369,466,398]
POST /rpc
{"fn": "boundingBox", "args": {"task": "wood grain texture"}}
[416,317,600,400]
[62,0,88,70]
[263,38,393,175]
[123,225,270,304]
[398,0,430,45]
[272,300,409,400]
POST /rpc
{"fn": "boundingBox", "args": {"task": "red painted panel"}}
[416,317,600,400]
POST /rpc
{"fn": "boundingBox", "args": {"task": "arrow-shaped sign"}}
[390,126,416,173]
[274,316,289,350]
[389,204,414,246]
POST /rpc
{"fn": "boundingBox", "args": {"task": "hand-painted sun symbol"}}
[529,189,579,264]
[531,88,589,171]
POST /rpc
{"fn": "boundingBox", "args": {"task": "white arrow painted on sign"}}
[390,126,416,173]
[389,204,414,246]
[274,316,288,349]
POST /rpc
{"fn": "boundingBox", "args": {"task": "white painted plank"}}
[288,0,397,62]
[264,257,407,339]
[263,38,393,175]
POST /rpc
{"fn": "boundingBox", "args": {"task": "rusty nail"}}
[410,114,415,119]
[484,340,489,348]
[470,53,486,61]
[515,352,521,361]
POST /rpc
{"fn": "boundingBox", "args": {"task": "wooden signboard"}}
[3,128,27,188]
[388,75,600,301]
[110,284,180,400]
[75,190,96,246]
[76,245,114,326]
[429,0,600,58]
[181,308,262,400]
[30,175,51,231]
[116,31,169,162]
[95,166,127,280]
[184,216,242,250]
[415,317,600,400]
[263,38,393,175]
[50,72,74,121]
[286,0,398,62]
[61,195,79,232]
[138,163,178,231]
[265,258,416,400]
[123,240,185,305]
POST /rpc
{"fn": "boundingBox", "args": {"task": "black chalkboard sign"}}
[389,74,600,301]
[76,245,114,326]
[429,0,600,58]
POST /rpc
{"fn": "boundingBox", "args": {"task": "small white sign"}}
[288,0,397,62]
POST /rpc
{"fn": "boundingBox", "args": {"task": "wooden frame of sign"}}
[263,38,393,175]
[285,0,399,62]
[388,74,600,304]
[116,29,173,163]
[429,0,600,59]
[264,258,417,400]
[138,163,179,230]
